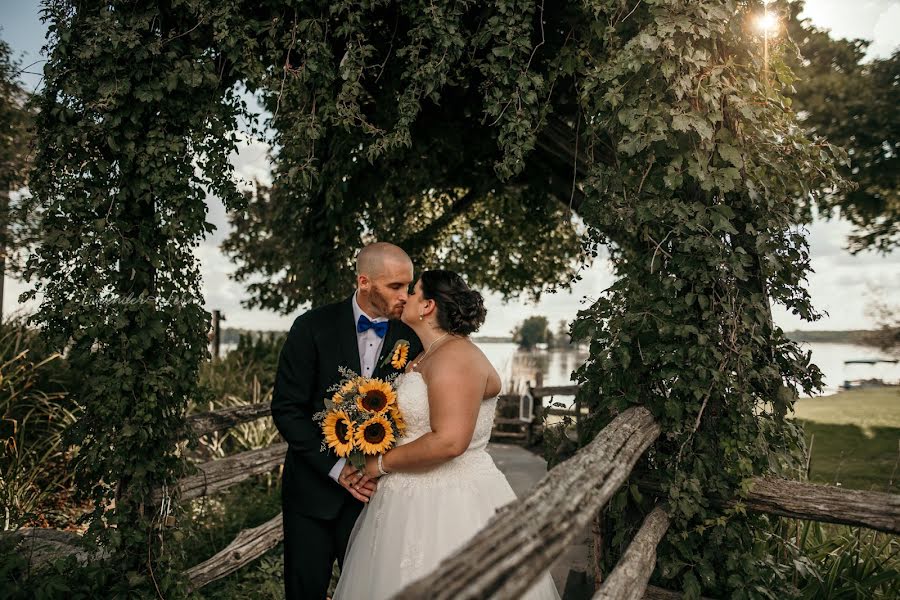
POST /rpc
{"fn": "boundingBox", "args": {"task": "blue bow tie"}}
[357,315,388,338]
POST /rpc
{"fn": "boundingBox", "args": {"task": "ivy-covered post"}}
[571,1,844,597]
[23,1,251,590]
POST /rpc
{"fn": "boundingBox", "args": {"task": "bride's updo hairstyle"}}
[420,270,487,336]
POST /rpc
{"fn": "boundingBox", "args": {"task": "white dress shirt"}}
[328,291,389,481]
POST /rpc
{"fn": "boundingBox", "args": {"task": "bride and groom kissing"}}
[271,242,559,599]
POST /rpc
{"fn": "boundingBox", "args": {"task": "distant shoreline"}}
[217,328,879,347]
[783,330,873,345]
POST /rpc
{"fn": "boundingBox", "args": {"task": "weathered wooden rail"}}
[730,478,900,534]
[595,506,671,600]
[150,443,286,504]
[187,402,270,437]
[393,407,661,599]
[185,512,284,589]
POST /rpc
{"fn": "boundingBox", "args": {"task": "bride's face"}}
[401,279,430,326]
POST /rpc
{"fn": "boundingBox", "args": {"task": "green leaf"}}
[717,144,743,168]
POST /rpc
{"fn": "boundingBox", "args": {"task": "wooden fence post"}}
[530,371,544,444]
[211,309,225,360]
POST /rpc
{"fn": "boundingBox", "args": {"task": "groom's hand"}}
[339,463,377,503]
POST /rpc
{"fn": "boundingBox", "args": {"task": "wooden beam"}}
[187,402,271,437]
[638,477,900,535]
[534,114,614,215]
[491,430,527,440]
[393,406,661,599]
[0,528,108,568]
[531,385,580,398]
[594,507,671,600]
[546,408,580,418]
[494,417,530,426]
[150,443,286,504]
[737,477,900,535]
[186,512,284,591]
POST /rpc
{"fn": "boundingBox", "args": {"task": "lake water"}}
[218,340,898,399]
[474,341,899,399]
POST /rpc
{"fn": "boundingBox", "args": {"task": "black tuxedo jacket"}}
[271,295,423,519]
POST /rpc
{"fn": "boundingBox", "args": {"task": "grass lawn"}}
[791,387,900,492]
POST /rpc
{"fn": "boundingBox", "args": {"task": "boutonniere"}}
[381,339,410,370]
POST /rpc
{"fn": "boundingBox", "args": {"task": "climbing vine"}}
[570,1,843,597]
[23,0,261,589]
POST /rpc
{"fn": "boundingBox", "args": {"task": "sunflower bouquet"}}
[313,367,407,469]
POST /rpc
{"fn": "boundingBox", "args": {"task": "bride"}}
[333,270,560,600]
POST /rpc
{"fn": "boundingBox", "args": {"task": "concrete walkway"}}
[487,443,592,597]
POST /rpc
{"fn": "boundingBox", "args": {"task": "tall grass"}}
[0,317,76,530]
[761,518,900,599]
[194,333,284,458]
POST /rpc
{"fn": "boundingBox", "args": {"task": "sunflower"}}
[356,379,396,414]
[322,410,355,457]
[390,342,409,369]
[354,414,396,454]
[389,405,407,436]
[332,376,366,405]
[340,378,362,394]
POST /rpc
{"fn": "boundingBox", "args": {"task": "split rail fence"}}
[8,385,899,598]
[180,383,900,596]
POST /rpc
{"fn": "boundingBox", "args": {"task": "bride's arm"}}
[372,347,485,475]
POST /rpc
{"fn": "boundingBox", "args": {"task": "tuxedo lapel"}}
[338,295,362,375]
[372,319,397,377]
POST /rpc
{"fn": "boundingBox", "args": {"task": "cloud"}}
[870,3,900,57]
[800,0,900,59]
[772,214,899,330]
[193,134,297,331]
[480,256,616,337]
[483,213,899,337]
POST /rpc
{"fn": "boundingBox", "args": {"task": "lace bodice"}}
[394,371,497,448]
[379,371,500,491]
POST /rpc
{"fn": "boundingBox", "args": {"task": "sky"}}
[2,1,898,336]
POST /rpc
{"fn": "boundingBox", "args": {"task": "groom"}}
[271,242,423,600]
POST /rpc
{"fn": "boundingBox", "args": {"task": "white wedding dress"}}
[333,371,560,600]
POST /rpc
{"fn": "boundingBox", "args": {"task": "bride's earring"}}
[419,314,423,320]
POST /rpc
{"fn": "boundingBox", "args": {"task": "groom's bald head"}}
[356,242,412,278]
[356,243,414,319]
